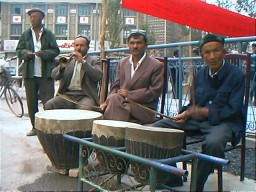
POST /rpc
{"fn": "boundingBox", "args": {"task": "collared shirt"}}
[68,55,87,91]
[31,27,43,77]
[209,59,225,77]
[129,52,146,78]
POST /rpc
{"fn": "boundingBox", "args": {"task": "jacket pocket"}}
[214,88,232,106]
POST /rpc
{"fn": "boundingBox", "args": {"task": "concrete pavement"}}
[0,98,255,191]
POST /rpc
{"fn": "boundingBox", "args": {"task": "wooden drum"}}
[92,120,142,172]
[35,109,102,170]
[125,126,184,183]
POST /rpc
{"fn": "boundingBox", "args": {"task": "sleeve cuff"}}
[208,107,220,125]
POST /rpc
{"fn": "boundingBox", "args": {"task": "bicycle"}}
[0,56,24,117]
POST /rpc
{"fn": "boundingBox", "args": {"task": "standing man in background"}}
[16,8,60,136]
[250,43,256,106]
[170,49,180,99]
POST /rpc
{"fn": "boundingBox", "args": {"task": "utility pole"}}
[93,3,99,51]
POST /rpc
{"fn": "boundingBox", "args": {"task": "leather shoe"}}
[26,129,36,136]
[163,174,183,187]
[157,174,183,189]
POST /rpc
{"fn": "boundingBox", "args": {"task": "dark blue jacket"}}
[181,61,246,145]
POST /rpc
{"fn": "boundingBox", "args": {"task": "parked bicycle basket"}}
[0,67,12,86]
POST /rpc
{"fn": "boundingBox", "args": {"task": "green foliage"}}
[216,0,234,9]
[106,0,123,48]
[215,0,255,18]
[140,22,156,45]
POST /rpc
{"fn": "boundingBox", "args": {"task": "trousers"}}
[153,118,233,191]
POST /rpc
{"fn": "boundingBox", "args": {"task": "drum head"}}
[35,109,102,133]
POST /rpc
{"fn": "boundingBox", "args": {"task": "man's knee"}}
[43,100,53,110]
[107,93,120,101]
[105,93,123,107]
[202,137,226,158]
[77,97,96,110]
[153,119,171,128]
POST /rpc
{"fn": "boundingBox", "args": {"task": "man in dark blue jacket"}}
[154,34,246,191]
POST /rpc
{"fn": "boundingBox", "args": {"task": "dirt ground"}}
[0,98,255,191]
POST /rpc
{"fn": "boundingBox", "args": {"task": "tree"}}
[106,0,123,49]
[215,0,234,10]
[140,21,156,45]
[100,0,107,59]
[214,0,255,18]
[212,0,255,52]
[236,0,256,18]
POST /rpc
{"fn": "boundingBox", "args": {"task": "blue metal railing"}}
[63,134,229,191]
[91,36,256,133]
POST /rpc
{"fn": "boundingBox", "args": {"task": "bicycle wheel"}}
[4,86,24,118]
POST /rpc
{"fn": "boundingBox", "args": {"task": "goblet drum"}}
[92,120,142,173]
[125,126,184,183]
[35,109,102,169]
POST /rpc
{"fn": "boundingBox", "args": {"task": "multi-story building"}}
[0,0,103,52]
[0,0,181,56]
[147,15,181,56]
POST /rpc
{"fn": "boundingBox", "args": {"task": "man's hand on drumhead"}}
[100,102,107,112]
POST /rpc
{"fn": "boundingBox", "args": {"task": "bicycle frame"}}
[0,67,24,118]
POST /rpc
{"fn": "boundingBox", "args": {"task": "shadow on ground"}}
[18,173,78,191]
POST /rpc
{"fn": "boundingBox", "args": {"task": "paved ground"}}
[0,98,255,191]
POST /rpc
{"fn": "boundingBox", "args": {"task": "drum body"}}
[35,109,102,169]
[92,120,141,172]
[125,126,184,183]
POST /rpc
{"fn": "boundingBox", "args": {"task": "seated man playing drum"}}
[44,35,102,110]
[153,34,246,191]
[100,30,164,124]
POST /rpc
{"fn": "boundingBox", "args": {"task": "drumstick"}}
[126,98,174,120]
[56,92,102,112]
[190,71,196,106]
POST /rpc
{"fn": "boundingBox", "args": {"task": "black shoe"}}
[26,129,36,136]
[158,174,183,188]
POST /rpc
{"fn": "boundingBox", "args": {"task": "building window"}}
[55,5,68,39]
[32,3,46,13]
[55,25,68,36]
[11,24,22,35]
[78,25,90,37]
[123,9,136,16]
[78,5,91,16]
[11,4,23,14]
[56,5,68,15]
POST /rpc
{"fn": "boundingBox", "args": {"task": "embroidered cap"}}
[199,34,225,52]
[128,29,147,43]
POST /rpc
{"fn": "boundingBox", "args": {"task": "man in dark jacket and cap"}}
[154,34,246,191]
[16,8,60,136]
